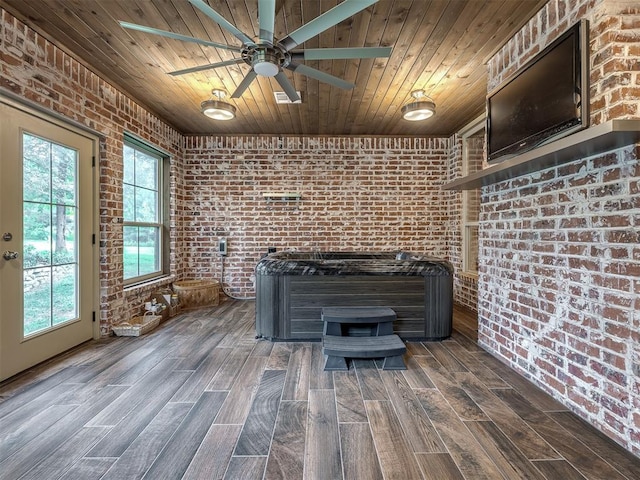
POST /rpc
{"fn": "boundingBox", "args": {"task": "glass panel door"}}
[0,100,96,381]
[22,133,79,336]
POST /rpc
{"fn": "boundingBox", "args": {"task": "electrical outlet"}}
[219,237,227,256]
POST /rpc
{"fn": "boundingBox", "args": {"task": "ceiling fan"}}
[119,0,391,103]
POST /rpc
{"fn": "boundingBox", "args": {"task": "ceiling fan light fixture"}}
[402,90,435,121]
[252,50,280,77]
[201,89,236,120]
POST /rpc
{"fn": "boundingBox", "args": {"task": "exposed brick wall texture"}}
[482,0,640,454]
[181,135,453,297]
[0,10,183,334]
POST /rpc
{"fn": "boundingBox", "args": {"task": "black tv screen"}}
[487,20,589,163]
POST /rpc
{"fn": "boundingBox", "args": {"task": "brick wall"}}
[182,135,453,297]
[481,0,640,454]
[0,10,183,334]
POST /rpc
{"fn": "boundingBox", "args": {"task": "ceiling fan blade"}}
[297,46,392,60]
[274,72,300,102]
[279,0,378,51]
[231,70,258,98]
[168,58,245,76]
[258,0,276,44]
[189,0,255,46]
[286,63,355,90]
[119,21,241,52]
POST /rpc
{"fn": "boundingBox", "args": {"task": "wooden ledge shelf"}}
[443,119,640,191]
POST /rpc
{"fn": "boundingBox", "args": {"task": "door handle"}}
[2,251,19,260]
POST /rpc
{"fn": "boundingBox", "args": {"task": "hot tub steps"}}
[322,334,407,370]
[321,306,407,371]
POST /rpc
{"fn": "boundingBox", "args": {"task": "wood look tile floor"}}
[1,300,639,479]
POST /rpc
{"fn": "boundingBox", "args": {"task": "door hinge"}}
[92,311,96,322]
[92,234,96,245]
[92,156,96,167]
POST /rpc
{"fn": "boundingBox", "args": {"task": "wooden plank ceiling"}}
[0,0,547,136]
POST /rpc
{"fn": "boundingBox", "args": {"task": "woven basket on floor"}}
[112,312,162,337]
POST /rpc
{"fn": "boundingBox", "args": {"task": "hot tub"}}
[255,251,453,341]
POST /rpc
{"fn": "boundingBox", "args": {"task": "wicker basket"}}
[112,312,162,337]
[174,280,220,309]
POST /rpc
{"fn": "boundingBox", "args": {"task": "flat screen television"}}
[486,20,589,163]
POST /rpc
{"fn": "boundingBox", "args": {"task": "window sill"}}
[124,275,175,292]
[458,272,478,282]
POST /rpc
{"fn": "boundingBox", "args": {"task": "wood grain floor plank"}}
[365,400,424,479]
[476,353,567,411]
[444,341,509,388]
[0,404,77,463]
[454,372,560,460]
[402,353,436,389]
[100,402,193,480]
[86,357,179,427]
[171,348,231,402]
[531,459,588,479]
[266,342,292,370]
[310,342,334,390]
[57,457,116,480]
[224,456,267,479]
[265,400,308,480]
[492,388,630,480]
[340,422,384,480]
[304,389,341,480]
[416,389,506,480]
[235,369,287,456]
[0,385,127,480]
[465,420,548,479]
[87,370,191,457]
[143,391,228,479]
[282,344,312,401]
[182,424,243,480]
[423,342,468,373]
[405,341,432,356]
[547,411,640,480]
[415,355,488,421]
[19,426,109,480]
[250,338,275,357]
[354,359,388,401]
[334,368,368,423]
[173,332,225,371]
[215,356,268,424]
[0,366,84,418]
[205,344,253,390]
[380,371,447,453]
[415,453,465,480]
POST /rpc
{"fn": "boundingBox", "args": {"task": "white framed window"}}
[122,134,168,284]
[460,116,485,276]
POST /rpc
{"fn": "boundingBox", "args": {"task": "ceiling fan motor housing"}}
[244,45,289,77]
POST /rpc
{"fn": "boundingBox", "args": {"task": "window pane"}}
[465,189,481,223]
[123,145,135,184]
[52,264,77,325]
[135,151,158,190]
[51,143,76,205]
[138,226,159,276]
[123,184,135,221]
[23,134,51,203]
[465,225,479,274]
[123,226,140,279]
[135,187,158,222]
[52,205,76,265]
[23,202,51,268]
[24,267,52,335]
